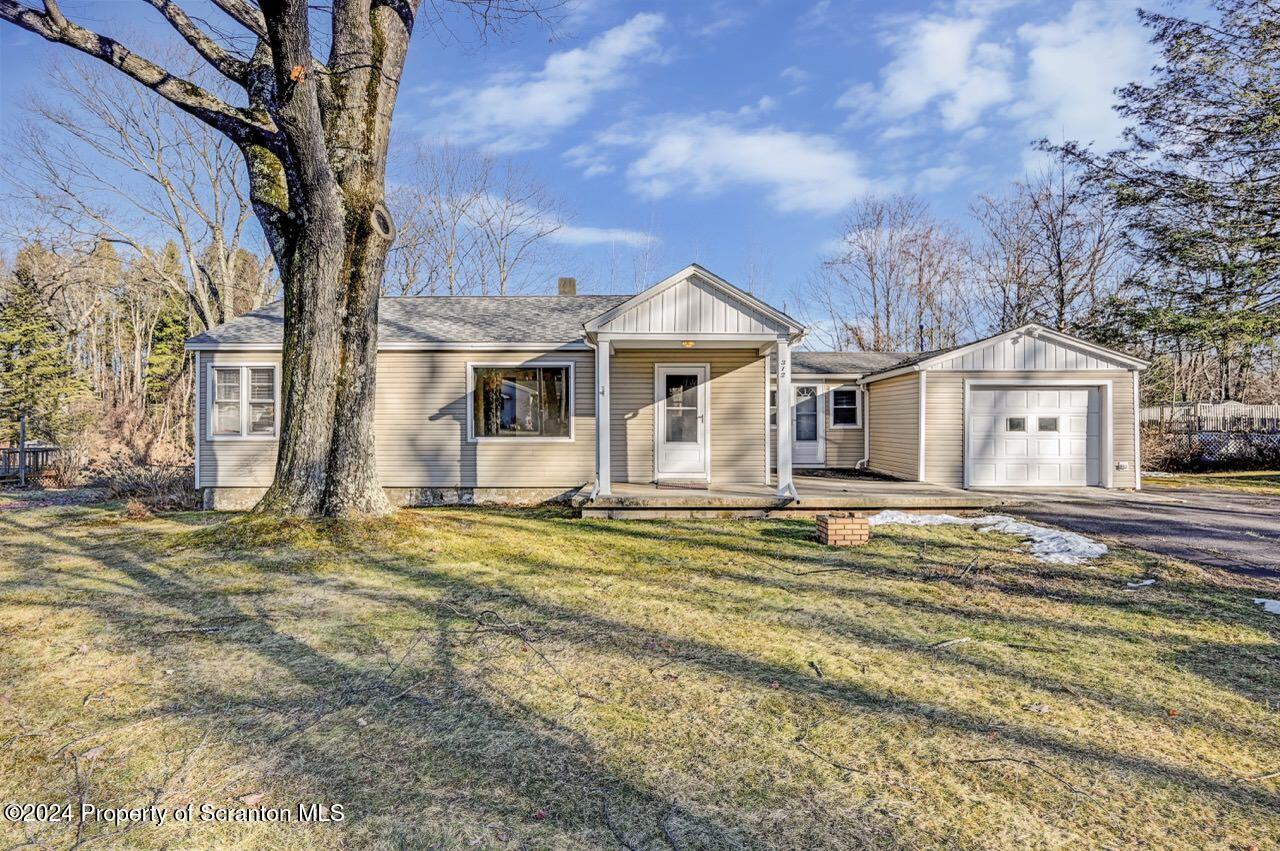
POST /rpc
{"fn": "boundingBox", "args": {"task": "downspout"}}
[855,377,870,470]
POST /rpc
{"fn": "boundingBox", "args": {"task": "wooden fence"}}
[1140,402,1280,433]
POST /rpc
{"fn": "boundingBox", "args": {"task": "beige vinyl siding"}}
[196,351,281,488]
[767,380,866,469]
[923,369,1138,488]
[866,373,920,480]
[611,349,765,485]
[198,348,594,489]
[377,350,594,488]
[822,380,865,467]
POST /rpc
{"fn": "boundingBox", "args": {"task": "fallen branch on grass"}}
[153,625,231,637]
[960,756,1097,800]
[658,801,683,850]
[601,797,642,851]
[929,637,972,651]
[793,739,867,775]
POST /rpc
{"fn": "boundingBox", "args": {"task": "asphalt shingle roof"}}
[186,295,632,346]
[791,350,915,375]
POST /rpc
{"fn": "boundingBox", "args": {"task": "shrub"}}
[105,462,198,511]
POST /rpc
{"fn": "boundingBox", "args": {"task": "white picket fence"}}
[1140,402,1280,433]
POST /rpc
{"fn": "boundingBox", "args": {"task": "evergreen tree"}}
[0,267,85,443]
[1055,0,1280,401]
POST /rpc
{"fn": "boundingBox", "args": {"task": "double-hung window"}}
[209,365,278,438]
[830,386,861,428]
[470,364,573,440]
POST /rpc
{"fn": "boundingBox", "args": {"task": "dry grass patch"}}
[0,503,1278,849]
[1145,470,1280,495]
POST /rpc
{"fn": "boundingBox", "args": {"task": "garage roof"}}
[860,324,1148,381]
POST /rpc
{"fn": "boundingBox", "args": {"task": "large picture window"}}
[830,386,861,428]
[471,365,572,440]
[208,365,277,438]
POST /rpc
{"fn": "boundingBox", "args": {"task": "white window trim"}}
[828,384,863,429]
[206,363,280,442]
[466,361,576,443]
[652,362,712,483]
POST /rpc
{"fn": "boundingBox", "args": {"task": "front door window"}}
[665,374,699,443]
[795,385,818,441]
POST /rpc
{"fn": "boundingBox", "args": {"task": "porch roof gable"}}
[584,264,804,340]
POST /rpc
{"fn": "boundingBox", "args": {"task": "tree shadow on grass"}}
[3,506,1279,849]
[0,509,765,850]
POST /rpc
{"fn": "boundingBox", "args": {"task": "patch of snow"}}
[1126,579,1156,588]
[868,510,1108,565]
[1253,598,1280,615]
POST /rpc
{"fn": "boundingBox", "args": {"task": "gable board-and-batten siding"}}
[923,369,1138,489]
[610,349,765,485]
[866,373,920,480]
[932,335,1123,371]
[598,277,781,335]
[197,349,595,489]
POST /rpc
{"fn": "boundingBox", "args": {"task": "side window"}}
[769,389,777,427]
[212,368,242,435]
[831,386,860,427]
[209,365,277,438]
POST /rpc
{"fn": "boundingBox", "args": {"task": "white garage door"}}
[968,386,1100,486]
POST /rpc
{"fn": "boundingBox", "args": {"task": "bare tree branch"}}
[0,0,273,143]
[141,0,250,82]
[212,0,268,40]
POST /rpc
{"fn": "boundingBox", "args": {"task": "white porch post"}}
[776,337,795,497]
[595,335,612,496]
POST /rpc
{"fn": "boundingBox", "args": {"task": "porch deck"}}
[581,474,1007,519]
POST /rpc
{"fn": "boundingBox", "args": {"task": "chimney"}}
[557,276,577,296]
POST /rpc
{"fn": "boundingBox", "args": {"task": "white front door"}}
[655,365,709,480]
[968,386,1100,486]
[792,383,824,466]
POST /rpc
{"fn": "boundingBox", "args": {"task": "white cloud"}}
[563,144,615,178]
[428,13,665,152]
[844,13,1013,131]
[608,114,874,215]
[780,65,810,84]
[838,0,1151,159]
[1014,1,1153,147]
[550,225,657,247]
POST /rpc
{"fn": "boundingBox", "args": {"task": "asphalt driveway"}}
[1005,486,1280,578]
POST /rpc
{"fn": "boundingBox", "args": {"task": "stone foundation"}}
[201,486,586,511]
[815,512,870,546]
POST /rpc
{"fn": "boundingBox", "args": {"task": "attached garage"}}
[862,324,1148,490]
[966,385,1102,487]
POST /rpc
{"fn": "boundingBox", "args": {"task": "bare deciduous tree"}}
[811,195,971,352]
[0,0,553,516]
[6,56,277,330]
[970,157,1127,333]
[386,144,562,296]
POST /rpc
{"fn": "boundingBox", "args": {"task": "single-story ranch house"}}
[185,264,1148,509]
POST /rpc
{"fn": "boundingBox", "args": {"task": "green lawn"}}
[1,502,1278,849]
[1145,470,1280,496]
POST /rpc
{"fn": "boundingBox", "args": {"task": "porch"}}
[581,474,1006,519]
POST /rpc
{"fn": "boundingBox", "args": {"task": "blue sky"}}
[0,0,1156,310]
